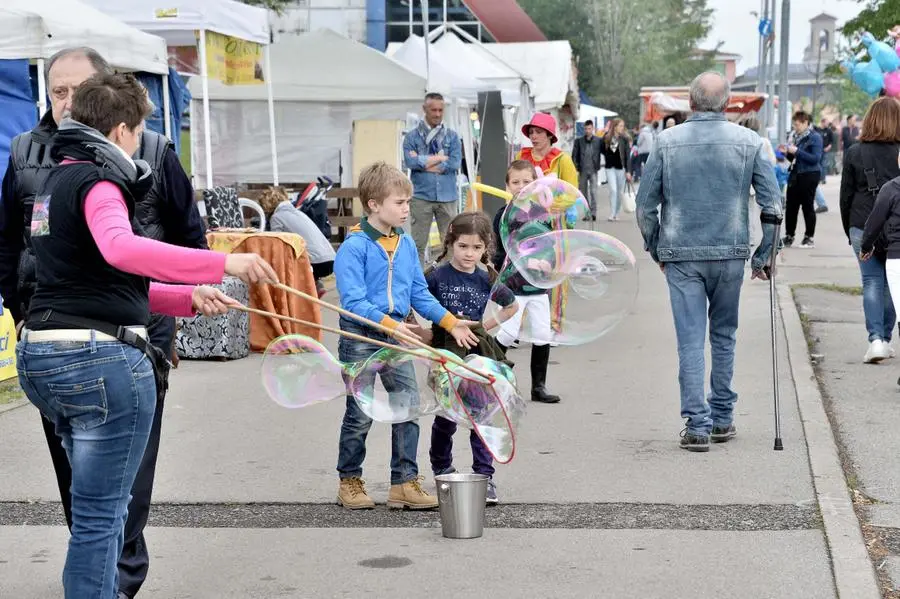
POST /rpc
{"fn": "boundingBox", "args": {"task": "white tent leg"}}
[190,99,197,188]
[36,59,47,118]
[264,44,279,186]
[198,29,214,189]
[162,72,172,140]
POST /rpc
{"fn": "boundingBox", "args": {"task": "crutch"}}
[768,221,784,451]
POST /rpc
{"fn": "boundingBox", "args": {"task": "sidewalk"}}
[0,176,878,598]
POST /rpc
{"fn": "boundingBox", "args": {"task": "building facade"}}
[270,0,544,49]
[732,13,838,107]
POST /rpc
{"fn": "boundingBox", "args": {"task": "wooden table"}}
[207,229,323,351]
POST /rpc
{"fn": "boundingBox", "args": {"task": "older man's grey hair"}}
[45,47,112,80]
[689,71,731,113]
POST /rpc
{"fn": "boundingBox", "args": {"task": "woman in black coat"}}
[841,97,900,363]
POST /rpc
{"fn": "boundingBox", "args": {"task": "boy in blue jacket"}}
[334,162,478,510]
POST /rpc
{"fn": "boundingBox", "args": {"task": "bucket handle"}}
[439,483,452,503]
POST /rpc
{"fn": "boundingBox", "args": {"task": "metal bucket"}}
[435,473,489,539]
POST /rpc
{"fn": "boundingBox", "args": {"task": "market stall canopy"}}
[79,0,269,46]
[580,104,617,126]
[640,88,770,122]
[191,29,426,102]
[0,0,168,73]
[433,33,531,98]
[386,35,492,103]
[482,40,578,113]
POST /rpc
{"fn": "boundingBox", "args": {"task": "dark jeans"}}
[336,317,420,485]
[429,415,495,477]
[785,171,819,238]
[39,315,175,598]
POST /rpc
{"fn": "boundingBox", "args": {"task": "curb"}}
[778,283,881,599]
[0,397,27,416]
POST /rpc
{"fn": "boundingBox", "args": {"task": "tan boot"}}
[337,477,375,510]
[387,476,438,510]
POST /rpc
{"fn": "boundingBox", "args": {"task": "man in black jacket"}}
[572,119,603,220]
[0,47,206,599]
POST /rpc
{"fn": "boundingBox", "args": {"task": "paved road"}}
[0,177,878,598]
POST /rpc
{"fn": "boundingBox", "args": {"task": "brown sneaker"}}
[387,476,438,510]
[337,477,375,510]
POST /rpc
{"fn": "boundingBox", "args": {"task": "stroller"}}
[294,176,335,240]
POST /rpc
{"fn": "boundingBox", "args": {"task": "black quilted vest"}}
[10,119,171,312]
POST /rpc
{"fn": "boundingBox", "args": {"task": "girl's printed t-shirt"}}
[426,263,514,321]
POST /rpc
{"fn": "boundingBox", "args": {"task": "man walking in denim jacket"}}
[403,92,462,263]
[636,72,783,452]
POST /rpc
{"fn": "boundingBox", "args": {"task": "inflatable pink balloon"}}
[862,32,900,73]
[886,70,900,97]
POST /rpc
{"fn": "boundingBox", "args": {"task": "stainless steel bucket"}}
[435,473,489,539]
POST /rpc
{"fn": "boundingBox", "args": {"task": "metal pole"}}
[162,73,172,140]
[766,0,777,131]
[758,0,768,94]
[423,0,430,88]
[443,0,448,26]
[770,221,784,451]
[264,44,279,186]
[409,0,414,36]
[777,0,790,145]
[198,29,214,189]
[36,59,47,118]
[812,31,823,121]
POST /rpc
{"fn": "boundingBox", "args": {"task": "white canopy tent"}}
[189,29,427,185]
[0,0,169,119]
[386,35,489,105]
[80,0,276,188]
[580,104,617,129]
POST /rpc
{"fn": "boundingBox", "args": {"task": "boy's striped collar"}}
[359,217,402,241]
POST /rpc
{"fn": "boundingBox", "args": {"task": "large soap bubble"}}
[345,347,442,423]
[261,336,347,408]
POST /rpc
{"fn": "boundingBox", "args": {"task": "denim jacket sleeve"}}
[750,143,785,271]
[635,146,663,262]
[403,130,429,171]
[435,131,461,174]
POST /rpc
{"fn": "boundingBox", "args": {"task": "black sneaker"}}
[799,236,815,249]
[815,205,828,213]
[711,424,737,443]
[782,235,795,248]
[679,429,710,452]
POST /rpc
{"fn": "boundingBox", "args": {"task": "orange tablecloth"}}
[207,230,322,351]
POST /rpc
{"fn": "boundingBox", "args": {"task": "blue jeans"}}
[606,168,626,218]
[17,335,156,599]
[336,318,420,485]
[850,227,896,342]
[815,185,827,209]
[665,260,745,435]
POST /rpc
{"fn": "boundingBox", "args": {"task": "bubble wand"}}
[266,281,493,383]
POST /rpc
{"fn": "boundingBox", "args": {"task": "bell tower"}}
[804,13,836,64]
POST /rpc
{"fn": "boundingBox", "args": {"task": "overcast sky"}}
[704,0,864,73]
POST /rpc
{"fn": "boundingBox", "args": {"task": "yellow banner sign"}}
[204,30,264,86]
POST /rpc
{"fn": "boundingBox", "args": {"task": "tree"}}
[519,0,715,124]
[241,0,293,14]
[841,0,900,39]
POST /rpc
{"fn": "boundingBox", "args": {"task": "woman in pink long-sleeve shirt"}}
[16,73,278,599]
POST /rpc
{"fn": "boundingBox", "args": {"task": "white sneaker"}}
[864,340,890,364]
[889,344,896,359]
